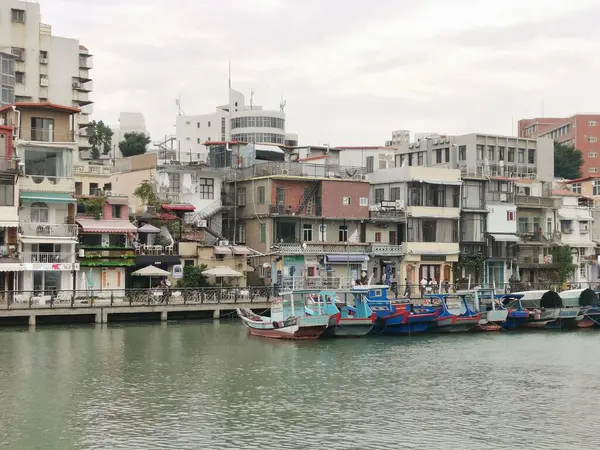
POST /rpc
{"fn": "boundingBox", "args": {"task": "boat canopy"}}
[559,288,598,307]
[511,290,562,309]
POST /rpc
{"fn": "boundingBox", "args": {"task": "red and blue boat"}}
[418,293,481,332]
[500,290,579,329]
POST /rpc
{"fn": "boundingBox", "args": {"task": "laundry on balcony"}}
[325,254,370,263]
[20,192,76,204]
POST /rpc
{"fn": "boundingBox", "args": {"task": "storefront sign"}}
[172,264,183,279]
[421,255,446,262]
[23,263,80,271]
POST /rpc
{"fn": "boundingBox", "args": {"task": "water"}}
[0,322,599,450]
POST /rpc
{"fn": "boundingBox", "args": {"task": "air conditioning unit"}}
[40,57,48,64]
[72,81,81,89]
[196,220,207,228]
[218,240,230,247]
[395,199,405,209]
[281,168,289,175]
[500,193,507,202]
[360,175,367,181]
[40,78,49,87]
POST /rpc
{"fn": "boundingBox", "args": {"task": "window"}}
[422,220,437,242]
[390,187,401,201]
[508,147,515,162]
[30,117,55,141]
[15,72,24,84]
[374,188,385,204]
[461,213,486,242]
[593,180,600,196]
[259,223,266,243]
[458,145,466,161]
[197,138,200,144]
[498,146,505,160]
[571,183,582,194]
[208,121,211,127]
[24,148,72,179]
[0,181,14,206]
[185,121,190,125]
[389,231,397,245]
[417,153,423,166]
[168,173,180,193]
[186,137,191,141]
[1,86,14,105]
[197,122,200,128]
[435,149,442,164]
[276,187,285,205]
[33,271,61,293]
[75,182,82,196]
[11,9,25,23]
[366,156,374,173]
[579,248,587,259]
[257,186,265,204]
[580,264,587,278]
[31,202,49,223]
[183,259,195,267]
[476,144,484,160]
[518,149,525,163]
[375,232,381,242]
[303,224,313,242]
[111,205,122,219]
[342,196,351,205]
[506,211,515,221]
[236,223,247,244]
[528,149,535,164]
[338,225,348,242]
[589,121,597,127]
[444,148,450,163]
[11,47,25,61]
[359,197,368,206]
[589,168,598,173]
[207,137,211,141]
[237,187,246,206]
[487,145,494,161]
[589,152,598,158]
[462,181,485,209]
[198,178,214,199]
[588,136,598,143]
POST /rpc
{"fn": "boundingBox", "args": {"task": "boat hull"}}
[371,311,436,335]
[248,325,327,340]
[238,310,330,340]
[333,322,375,337]
[432,315,480,333]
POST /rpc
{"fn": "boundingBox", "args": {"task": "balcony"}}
[79,56,93,69]
[17,128,75,143]
[276,242,372,254]
[227,162,366,182]
[406,206,460,219]
[404,242,459,259]
[518,252,560,269]
[80,248,135,258]
[20,176,74,193]
[371,243,405,256]
[72,80,93,92]
[370,209,406,222]
[72,91,92,106]
[516,195,555,208]
[22,252,75,263]
[73,164,112,176]
[20,223,78,238]
[0,156,19,173]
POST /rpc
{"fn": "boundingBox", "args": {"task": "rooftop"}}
[0,102,81,115]
[226,161,366,182]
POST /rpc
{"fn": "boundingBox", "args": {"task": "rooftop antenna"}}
[280,95,286,112]
[175,95,185,116]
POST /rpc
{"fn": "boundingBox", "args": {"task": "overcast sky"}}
[40,0,600,145]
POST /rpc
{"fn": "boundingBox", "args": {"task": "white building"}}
[175,88,298,163]
[337,146,397,174]
[110,112,148,158]
[0,1,93,152]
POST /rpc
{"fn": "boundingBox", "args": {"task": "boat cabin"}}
[559,289,598,308]
[504,290,563,310]
[424,293,477,316]
[274,289,322,321]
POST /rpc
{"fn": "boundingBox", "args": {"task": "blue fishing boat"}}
[419,293,481,332]
[305,290,376,337]
[501,290,578,329]
[466,288,509,331]
[560,289,600,328]
[362,285,438,335]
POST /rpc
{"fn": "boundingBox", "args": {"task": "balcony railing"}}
[17,128,75,143]
[370,209,406,221]
[22,252,75,263]
[227,162,366,182]
[20,223,78,238]
[0,156,19,173]
[276,242,373,254]
[73,164,112,176]
[371,243,406,255]
[515,195,555,208]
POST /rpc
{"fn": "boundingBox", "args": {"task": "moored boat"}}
[420,293,481,333]
[501,290,577,329]
[559,288,600,328]
[459,288,508,332]
[237,290,330,340]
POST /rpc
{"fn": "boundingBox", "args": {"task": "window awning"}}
[559,212,593,221]
[20,236,76,243]
[76,218,137,233]
[326,254,369,263]
[20,192,75,204]
[0,220,18,228]
[254,144,284,154]
[162,203,195,212]
[232,246,251,255]
[490,234,520,242]
[214,246,233,255]
[107,197,128,205]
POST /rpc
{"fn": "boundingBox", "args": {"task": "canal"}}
[1,322,599,450]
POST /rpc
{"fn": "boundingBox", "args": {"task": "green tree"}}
[87,120,114,160]
[133,179,159,208]
[554,142,584,179]
[177,264,210,288]
[554,246,577,284]
[119,132,151,157]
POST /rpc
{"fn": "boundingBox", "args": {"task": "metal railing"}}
[20,223,78,238]
[73,164,112,175]
[22,252,75,263]
[515,195,556,208]
[227,162,366,182]
[0,156,19,172]
[276,242,373,254]
[17,127,75,143]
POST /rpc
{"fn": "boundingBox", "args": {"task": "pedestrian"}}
[443,279,449,293]
[404,278,411,299]
[420,276,428,297]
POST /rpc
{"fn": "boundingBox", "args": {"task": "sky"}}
[39,0,600,146]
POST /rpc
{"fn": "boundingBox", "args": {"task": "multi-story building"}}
[0,102,80,293]
[370,166,461,286]
[176,88,298,163]
[76,196,137,296]
[458,175,488,284]
[337,145,397,173]
[0,1,93,151]
[519,114,600,175]
[393,133,554,181]
[110,112,148,159]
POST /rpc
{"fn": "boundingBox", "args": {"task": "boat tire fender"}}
[272,321,280,329]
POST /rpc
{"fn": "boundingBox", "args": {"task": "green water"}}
[1,322,599,450]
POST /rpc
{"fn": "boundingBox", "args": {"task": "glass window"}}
[518,149,525,163]
[257,186,265,204]
[458,145,466,161]
[0,181,14,206]
[444,148,450,163]
[374,188,385,204]
[487,145,494,160]
[111,205,121,219]
[303,224,313,242]
[435,149,442,164]
[259,223,266,243]
[366,156,374,173]
[476,144,484,160]
[30,202,49,223]
[276,187,285,205]
[528,149,535,164]
[338,226,348,242]
[508,147,515,162]
[24,148,72,178]
[390,187,401,201]
[374,232,381,242]
[237,187,246,206]
[198,178,214,199]
[498,146,505,160]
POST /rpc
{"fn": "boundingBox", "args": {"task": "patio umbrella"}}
[202,266,243,277]
[132,265,171,288]
[138,223,161,234]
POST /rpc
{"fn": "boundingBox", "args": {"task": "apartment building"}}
[458,175,488,283]
[337,145,396,174]
[0,102,80,293]
[176,88,298,163]
[370,166,461,286]
[0,1,93,151]
[519,114,600,175]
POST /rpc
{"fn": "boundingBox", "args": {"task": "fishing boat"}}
[236,290,331,340]
[305,290,376,337]
[559,289,600,328]
[420,293,481,332]
[363,284,437,335]
[501,290,578,329]
[467,288,509,331]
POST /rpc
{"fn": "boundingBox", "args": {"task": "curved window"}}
[231,133,285,144]
[231,116,285,130]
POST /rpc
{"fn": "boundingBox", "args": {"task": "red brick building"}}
[518,114,600,176]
